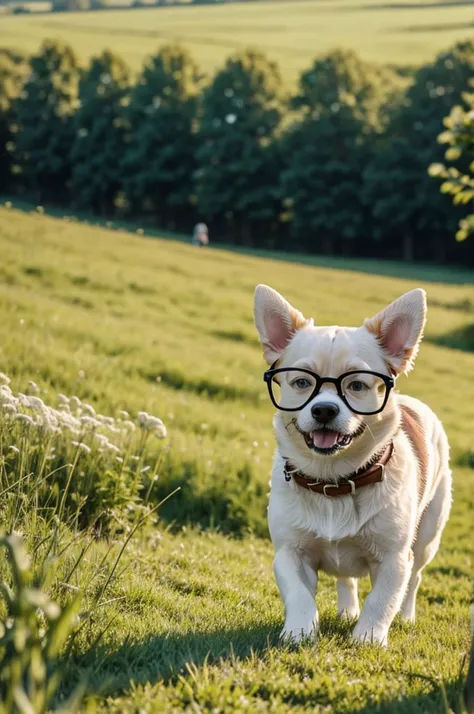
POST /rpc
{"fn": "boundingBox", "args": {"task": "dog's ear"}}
[254,285,310,364]
[364,289,427,375]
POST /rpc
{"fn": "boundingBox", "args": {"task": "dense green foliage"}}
[364,41,474,264]
[281,50,403,255]
[1,39,474,264]
[11,40,79,203]
[0,207,473,712]
[70,50,130,214]
[429,84,474,242]
[122,45,200,227]
[195,49,283,244]
[0,50,26,192]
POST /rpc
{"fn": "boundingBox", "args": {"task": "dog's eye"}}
[347,380,368,393]
[292,378,312,390]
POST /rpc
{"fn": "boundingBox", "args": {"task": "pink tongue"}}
[312,430,339,449]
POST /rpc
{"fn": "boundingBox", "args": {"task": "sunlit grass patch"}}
[0,207,472,712]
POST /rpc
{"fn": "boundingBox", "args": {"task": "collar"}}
[282,441,394,497]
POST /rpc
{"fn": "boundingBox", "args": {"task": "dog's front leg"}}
[353,551,412,646]
[274,545,318,643]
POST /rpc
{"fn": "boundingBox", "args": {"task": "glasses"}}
[263,363,395,416]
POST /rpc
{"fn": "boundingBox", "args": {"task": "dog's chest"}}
[284,485,381,542]
[303,534,374,577]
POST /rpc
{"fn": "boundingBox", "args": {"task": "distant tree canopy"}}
[52,0,91,10]
[282,50,405,255]
[12,40,79,203]
[69,50,130,214]
[429,83,474,242]
[0,38,473,266]
[195,49,283,244]
[362,41,474,263]
[0,50,27,191]
[122,44,201,228]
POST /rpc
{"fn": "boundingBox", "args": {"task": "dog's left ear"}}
[364,289,427,375]
[254,285,310,364]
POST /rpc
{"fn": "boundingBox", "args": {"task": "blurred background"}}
[0,0,473,266]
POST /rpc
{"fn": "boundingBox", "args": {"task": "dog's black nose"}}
[311,402,339,423]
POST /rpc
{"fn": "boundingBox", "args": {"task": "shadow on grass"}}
[392,20,474,33]
[426,323,474,353]
[70,615,466,713]
[74,623,280,693]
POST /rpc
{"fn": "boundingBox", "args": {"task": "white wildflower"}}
[107,443,121,455]
[155,423,167,439]
[141,465,151,474]
[70,396,81,410]
[72,441,91,455]
[80,415,101,430]
[27,380,40,394]
[119,410,129,419]
[15,414,34,426]
[26,396,46,411]
[81,403,96,417]
[0,373,11,385]
[121,420,136,432]
[137,411,148,427]
[9,445,20,454]
[100,416,115,427]
[145,415,163,430]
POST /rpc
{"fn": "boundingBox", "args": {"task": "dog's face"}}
[254,285,426,471]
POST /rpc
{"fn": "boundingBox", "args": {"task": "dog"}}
[254,285,452,646]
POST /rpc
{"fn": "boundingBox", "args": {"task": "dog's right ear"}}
[254,285,310,364]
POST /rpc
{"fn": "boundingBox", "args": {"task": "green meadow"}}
[0,205,473,712]
[1,0,474,81]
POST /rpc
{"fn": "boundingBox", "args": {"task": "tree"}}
[123,44,201,230]
[13,40,79,204]
[195,49,284,245]
[429,84,474,242]
[52,0,91,10]
[0,50,27,192]
[364,40,474,263]
[69,51,130,214]
[282,50,402,255]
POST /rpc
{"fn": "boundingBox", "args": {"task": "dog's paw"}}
[352,623,388,647]
[338,606,360,621]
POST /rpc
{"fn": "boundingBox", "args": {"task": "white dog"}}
[254,285,452,646]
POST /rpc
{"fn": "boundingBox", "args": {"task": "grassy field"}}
[1,0,474,81]
[0,205,473,712]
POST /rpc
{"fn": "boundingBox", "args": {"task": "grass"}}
[0,0,473,81]
[0,204,473,712]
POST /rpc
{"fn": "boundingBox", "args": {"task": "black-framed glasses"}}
[263,363,395,416]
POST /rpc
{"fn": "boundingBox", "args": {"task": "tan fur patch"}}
[290,307,310,332]
[400,404,429,504]
[364,315,416,375]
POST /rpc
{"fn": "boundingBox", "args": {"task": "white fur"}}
[254,285,452,646]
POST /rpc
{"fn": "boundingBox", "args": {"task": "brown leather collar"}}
[283,441,394,497]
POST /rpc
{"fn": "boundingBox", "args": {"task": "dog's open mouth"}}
[295,423,366,455]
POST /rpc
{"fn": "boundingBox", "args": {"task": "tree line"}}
[0,39,473,266]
